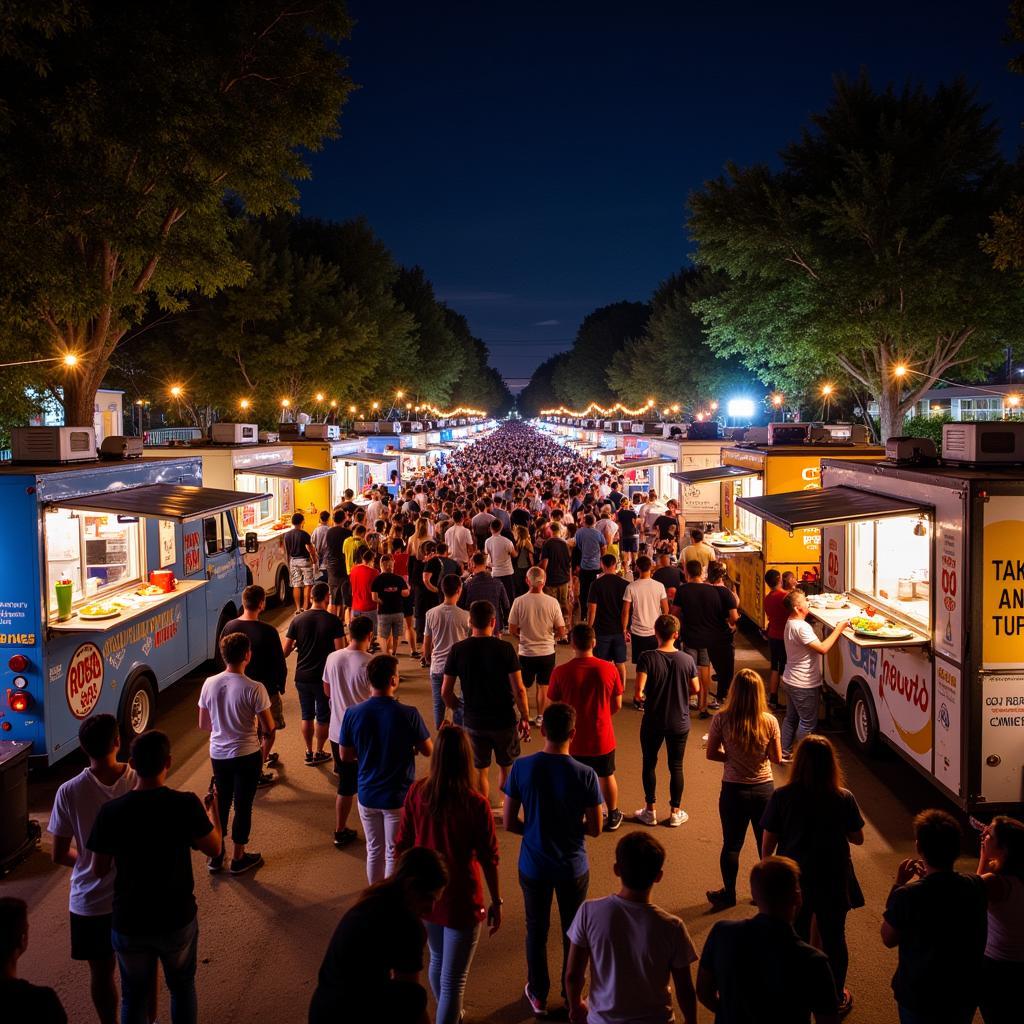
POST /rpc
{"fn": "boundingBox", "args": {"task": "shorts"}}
[289,558,314,587]
[70,911,112,961]
[520,653,556,688]
[573,750,616,778]
[378,612,404,641]
[327,573,346,607]
[402,594,415,617]
[684,645,711,667]
[769,638,787,673]
[267,692,286,730]
[620,536,639,553]
[631,633,658,664]
[341,578,353,608]
[330,742,358,797]
[594,634,627,665]
[296,680,330,724]
[468,725,520,769]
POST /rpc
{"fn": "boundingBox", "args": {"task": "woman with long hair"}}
[395,726,502,1024]
[309,846,448,1024]
[705,669,782,910]
[761,735,865,1017]
[977,815,1024,1024]
[513,524,534,597]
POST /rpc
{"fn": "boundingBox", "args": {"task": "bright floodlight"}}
[821,384,834,397]
[62,353,79,367]
[771,393,784,407]
[170,384,183,398]
[1007,394,1022,408]
[315,392,325,402]
[239,399,250,410]
[727,398,755,419]
[281,398,290,408]
[893,364,907,378]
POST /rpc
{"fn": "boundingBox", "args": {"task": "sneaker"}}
[304,750,314,766]
[631,698,645,711]
[667,808,689,827]
[633,807,657,826]
[708,697,721,710]
[706,887,737,909]
[310,751,331,766]
[207,850,225,874]
[780,752,793,764]
[604,808,624,832]
[533,715,543,727]
[524,983,547,1018]
[689,699,699,710]
[838,990,854,1018]
[229,852,263,875]
[256,770,275,787]
[264,752,280,767]
[333,828,357,848]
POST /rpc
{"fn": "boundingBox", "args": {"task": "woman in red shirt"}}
[396,725,502,1024]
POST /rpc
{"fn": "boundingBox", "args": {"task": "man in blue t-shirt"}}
[339,655,432,884]
[572,514,607,613]
[504,702,602,1019]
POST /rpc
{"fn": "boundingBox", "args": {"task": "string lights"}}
[540,399,656,417]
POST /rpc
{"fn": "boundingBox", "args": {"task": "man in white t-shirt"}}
[444,510,475,568]
[197,631,275,875]
[424,573,472,728]
[509,566,567,725]
[322,614,373,848]
[780,590,848,760]
[49,713,137,1024]
[641,492,665,546]
[622,556,670,667]
[566,831,698,1024]
[485,517,517,605]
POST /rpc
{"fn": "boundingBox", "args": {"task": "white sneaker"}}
[634,807,657,826]
[667,808,689,827]
[533,715,543,727]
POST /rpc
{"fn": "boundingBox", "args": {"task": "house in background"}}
[869,382,1022,424]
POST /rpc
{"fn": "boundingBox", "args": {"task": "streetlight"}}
[239,398,251,412]
[893,364,908,379]
[709,401,719,413]
[169,384,183,399]
[0,350,81,369]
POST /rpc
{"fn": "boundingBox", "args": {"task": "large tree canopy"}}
[517,352,572,417]
[689,74,1024,440]
[0,0,353,425]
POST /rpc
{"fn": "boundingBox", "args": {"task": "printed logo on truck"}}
[66,642,104,719]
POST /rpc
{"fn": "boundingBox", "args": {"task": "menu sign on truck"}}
[982,496,1024,669]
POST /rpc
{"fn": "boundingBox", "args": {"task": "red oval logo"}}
[66,642,104,719]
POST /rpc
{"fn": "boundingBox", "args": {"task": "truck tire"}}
[848,683,881,756]
[119,672,156,747]
[274,568,289,607]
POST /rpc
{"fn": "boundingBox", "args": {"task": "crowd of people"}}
[12,421,1023,1024]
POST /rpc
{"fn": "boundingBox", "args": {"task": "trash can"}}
[0,740,40,876]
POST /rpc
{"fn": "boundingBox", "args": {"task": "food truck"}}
[146,433,333,606]
[291,439,400,515]
[0,432,267,764]
[735,423,1024,810]
[672,425,883,627]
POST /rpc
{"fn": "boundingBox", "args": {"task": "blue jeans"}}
[425,921,481,1024]
[781,683,820,753]
[431,672,463,729]
[112,918,198,1024]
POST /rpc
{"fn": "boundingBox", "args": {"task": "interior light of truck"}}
[8,690,32,713]
[7,654,29,672]
[12,676,28,689]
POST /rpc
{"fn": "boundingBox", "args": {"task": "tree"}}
[517,352,572,417]
[688,75,1024,440]
[0,1,353,425]
[550,302,650,408]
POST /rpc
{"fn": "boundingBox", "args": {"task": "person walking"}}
[395,726,503,1024]
[512,524,535,597]
[680,528,715,573]
[587,553,630,688]
[762,568,789,708]
[284,511,318,614]
[675,560,734,718]
[424,574,471,728]
[706,561,740,705]
[197,632,274,875]
[371,553,410,656]
[87,731,222,1024]
[485,517,518,607]
[615,497,639,576]
[548,623,624,832]
[444,509,475,569]
[622,555,669,676]
[503,703,603,1020]
[881,809,988,1024]
[977,816,1024,1024]
[704,668,782,911]
[761,735,865,1014]
[459,551,511,633]
[338,655,433,883]
[322,615,374,849]
[0,897,68,1024]
[349,547,380,639]
[572,513,606,614]
[633,615,698,828]
[780,591,848,759]
[283,581,347,766]
[697,857,839,1024]
[509,566,567,726]
[442,600,531,805]
[323,509,350,618]
[565,833,698,1024]
[539,521,573,627]
[48,715,138,1024]
[309,848,448,1024]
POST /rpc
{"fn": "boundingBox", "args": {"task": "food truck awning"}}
[399,447,431,455]
[736,487,931,532]
[247,463,334,482]
[600,447,627,458]
[341,452,399,465]
[612,457,675,471]
[670,466,758,485]
[50,484,272,524]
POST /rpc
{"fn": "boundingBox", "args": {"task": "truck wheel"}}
[848,684,880,756]
[274,568,289,607]
[119,673,156,746]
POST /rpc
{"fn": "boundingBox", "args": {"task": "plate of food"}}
[135,584,167,599]
[808,593,848,609]
[78,602,124,621]
[850,616,914,640]
[709,532,745,547]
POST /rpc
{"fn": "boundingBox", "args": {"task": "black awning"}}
[670,465,758,485]
[612,456,675,470]
[600,447,627,457]
[242,463,333,482]
[735,487,931,532]
[398,447,431,455]
[51,484,272,524]
[341,452,399,465]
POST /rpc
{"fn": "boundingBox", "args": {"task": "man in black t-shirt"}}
[706,562,740,705]
[539,522,572,629]
[0,898,67,1024]
[442,600,531,805]
[323,509,350,617]
[284,512,318,614]
[88,731,221,1024]
[587,554,630,685]
[283,582,347,765]
[652,552,684,608]
[224,584,288,777]
[698,857,838,1024]
[675,560,734,718]
[371,554,411,656]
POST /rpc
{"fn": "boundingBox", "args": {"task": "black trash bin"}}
[0,740,40,876]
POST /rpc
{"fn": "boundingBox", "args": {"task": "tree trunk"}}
[62,367,105,428]
[877,383,905,444]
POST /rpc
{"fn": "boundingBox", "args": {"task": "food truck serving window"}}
[735,474,764,546]
[45,508,142,617]
[850,516,930,628]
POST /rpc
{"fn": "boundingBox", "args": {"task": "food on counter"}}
[849,615,913,639]
[850,616,883,632]
[78,601,124,620]
[135,584,165,597]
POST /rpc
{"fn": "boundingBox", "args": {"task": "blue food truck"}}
[0,447,267,764]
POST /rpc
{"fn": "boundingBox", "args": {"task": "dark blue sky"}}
[299,0,1023,385]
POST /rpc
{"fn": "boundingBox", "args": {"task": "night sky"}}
[300,1,1023,387]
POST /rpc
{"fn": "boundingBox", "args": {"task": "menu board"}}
[982,496,1024,670]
